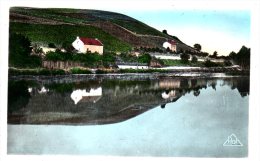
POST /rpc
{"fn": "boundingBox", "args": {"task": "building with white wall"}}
[72,36,103,54]
[163,40,177,52]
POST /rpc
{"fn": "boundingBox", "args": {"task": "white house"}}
[72,36,103,55]
[163,40,177,52]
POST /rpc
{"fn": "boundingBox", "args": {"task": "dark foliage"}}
[48,43,56,48]
[194,44,202,52]
[191,56,198,63]
[9,33,41,68]
[204,59,220,67]
[180,53,190,63]
[8,80,30,113]
[137,53,152,63]
[229,46,250,69]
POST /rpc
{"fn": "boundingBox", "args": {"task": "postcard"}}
[1,0,259,160]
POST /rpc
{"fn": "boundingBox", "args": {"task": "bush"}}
[224,60,232,66]
[137,53,152,63]
[70,68,92,74]
[180,53,190,63]
[48,43,56,48]
[204,59,219,67]
[45,52,103,67]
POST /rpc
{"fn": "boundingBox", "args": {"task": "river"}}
[7,74,249,157]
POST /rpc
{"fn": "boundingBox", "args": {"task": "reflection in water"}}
[38,86,49,94]
[8,75,249,157]
[8,76,249,125]
[71,87,102,104]
[28,87,32,93]
[159,79,180,88]
[162,90,177,100]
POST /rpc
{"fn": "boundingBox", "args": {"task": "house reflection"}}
[8,77,249,125]
[161,89,181,109]
[162,90,177,101]
[38,86,49,94]
[70,87,102,105]
[28,86,49,95]
[159,79,180,89]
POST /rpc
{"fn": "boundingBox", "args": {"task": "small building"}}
[116,62,149,69]
[163,40,177,52]
[72,36,103,55]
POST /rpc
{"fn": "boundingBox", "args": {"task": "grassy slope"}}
[10,22,132,52]
[10,7,193,52]
[11,7,169,37]
[111,19,166,37]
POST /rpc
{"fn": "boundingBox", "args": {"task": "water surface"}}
[8,75,249,157]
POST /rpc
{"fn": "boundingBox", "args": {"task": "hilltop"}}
[10,7,197,52]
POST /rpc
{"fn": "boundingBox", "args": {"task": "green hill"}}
[10,7,197,52]
[10,22,131,52]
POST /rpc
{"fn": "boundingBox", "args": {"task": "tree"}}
[213,51,218,58]
[191,56,198,63]
[227,46,250,69]
[235,46,250,69]
[9,33,41,67]
[62,41,75,53]
[202,52,209,57]
[180,53,190,63]
[162,30,168,35]
[229,51,236,59]
[194,44,202,52]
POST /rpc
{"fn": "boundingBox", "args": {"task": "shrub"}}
[224,60,232,66]
[180,53,190,63]
[70,68,92,74]
[204,59,219,67]
[138,53,152,63]
[48,43,56,48]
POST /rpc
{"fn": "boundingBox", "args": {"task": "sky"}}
[121,10,250,56]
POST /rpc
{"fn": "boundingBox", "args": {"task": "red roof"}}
[168,40,177,45]
[79,37,103,46]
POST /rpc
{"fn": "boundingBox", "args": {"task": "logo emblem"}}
[223,133,243,146]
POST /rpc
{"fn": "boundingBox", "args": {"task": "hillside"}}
[10,7,197,52]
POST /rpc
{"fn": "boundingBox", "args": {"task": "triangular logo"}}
[223,134,243,146]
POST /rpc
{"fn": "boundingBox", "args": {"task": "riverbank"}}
[9,65,249,77]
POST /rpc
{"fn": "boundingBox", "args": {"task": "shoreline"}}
[8,65,249,77]
[9,72,249,84]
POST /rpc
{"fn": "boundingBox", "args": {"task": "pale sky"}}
[122,10,250,56]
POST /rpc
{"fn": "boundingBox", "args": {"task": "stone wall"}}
[42,61,84,69]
